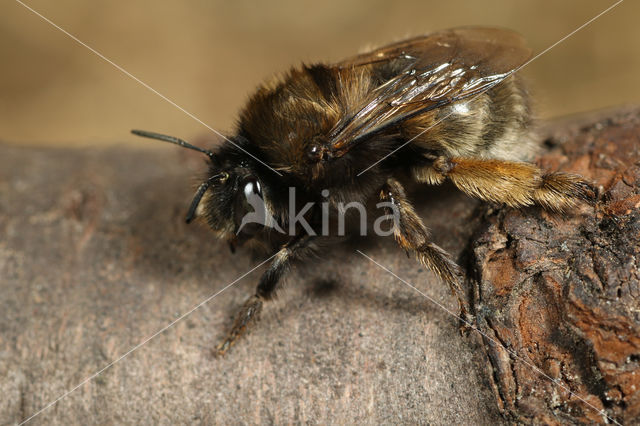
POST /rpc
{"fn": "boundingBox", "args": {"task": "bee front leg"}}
[216,233,316,356]
[380,178,470,320]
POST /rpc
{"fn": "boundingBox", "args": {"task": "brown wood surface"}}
[0,134,499,424]
[1,107,638,424]
[470,107,640,425]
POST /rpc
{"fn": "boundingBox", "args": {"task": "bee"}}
[132,27,594,355]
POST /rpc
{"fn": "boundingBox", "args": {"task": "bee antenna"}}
[131,129,214,159]
[185,173,223,224]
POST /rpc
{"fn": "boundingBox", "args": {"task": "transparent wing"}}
[327,27,532,156]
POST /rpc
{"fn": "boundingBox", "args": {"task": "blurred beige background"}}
[1,0,638,147]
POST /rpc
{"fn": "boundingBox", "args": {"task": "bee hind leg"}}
[380,178,470,321]
[417,156,595,211]
[215,233,316,356]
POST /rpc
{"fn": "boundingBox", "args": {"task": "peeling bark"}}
[470,107,640,424]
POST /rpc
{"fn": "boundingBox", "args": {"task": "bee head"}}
[131,130,271,246]
[198,160,269,246]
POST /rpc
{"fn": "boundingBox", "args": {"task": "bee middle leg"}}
[415,156,595,211]
[216,233,316,356]
[380,178,469,318]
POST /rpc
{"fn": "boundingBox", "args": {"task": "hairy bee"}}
[132,27,594,355]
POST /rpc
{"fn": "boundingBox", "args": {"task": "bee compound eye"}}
[243,178,261,198]
[234,177,265,237]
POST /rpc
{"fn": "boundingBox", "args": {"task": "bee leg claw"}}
[214,295,263,357]
[458,309,475,336]
[215,340,231,357]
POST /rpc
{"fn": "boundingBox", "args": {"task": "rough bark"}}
[0,107,638,425]
[469,107,640,424]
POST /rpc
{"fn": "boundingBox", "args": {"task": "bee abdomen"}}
[406,75,536,162]
[477,75,536,161]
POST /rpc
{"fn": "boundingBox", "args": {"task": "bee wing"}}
[327,27,532,156]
